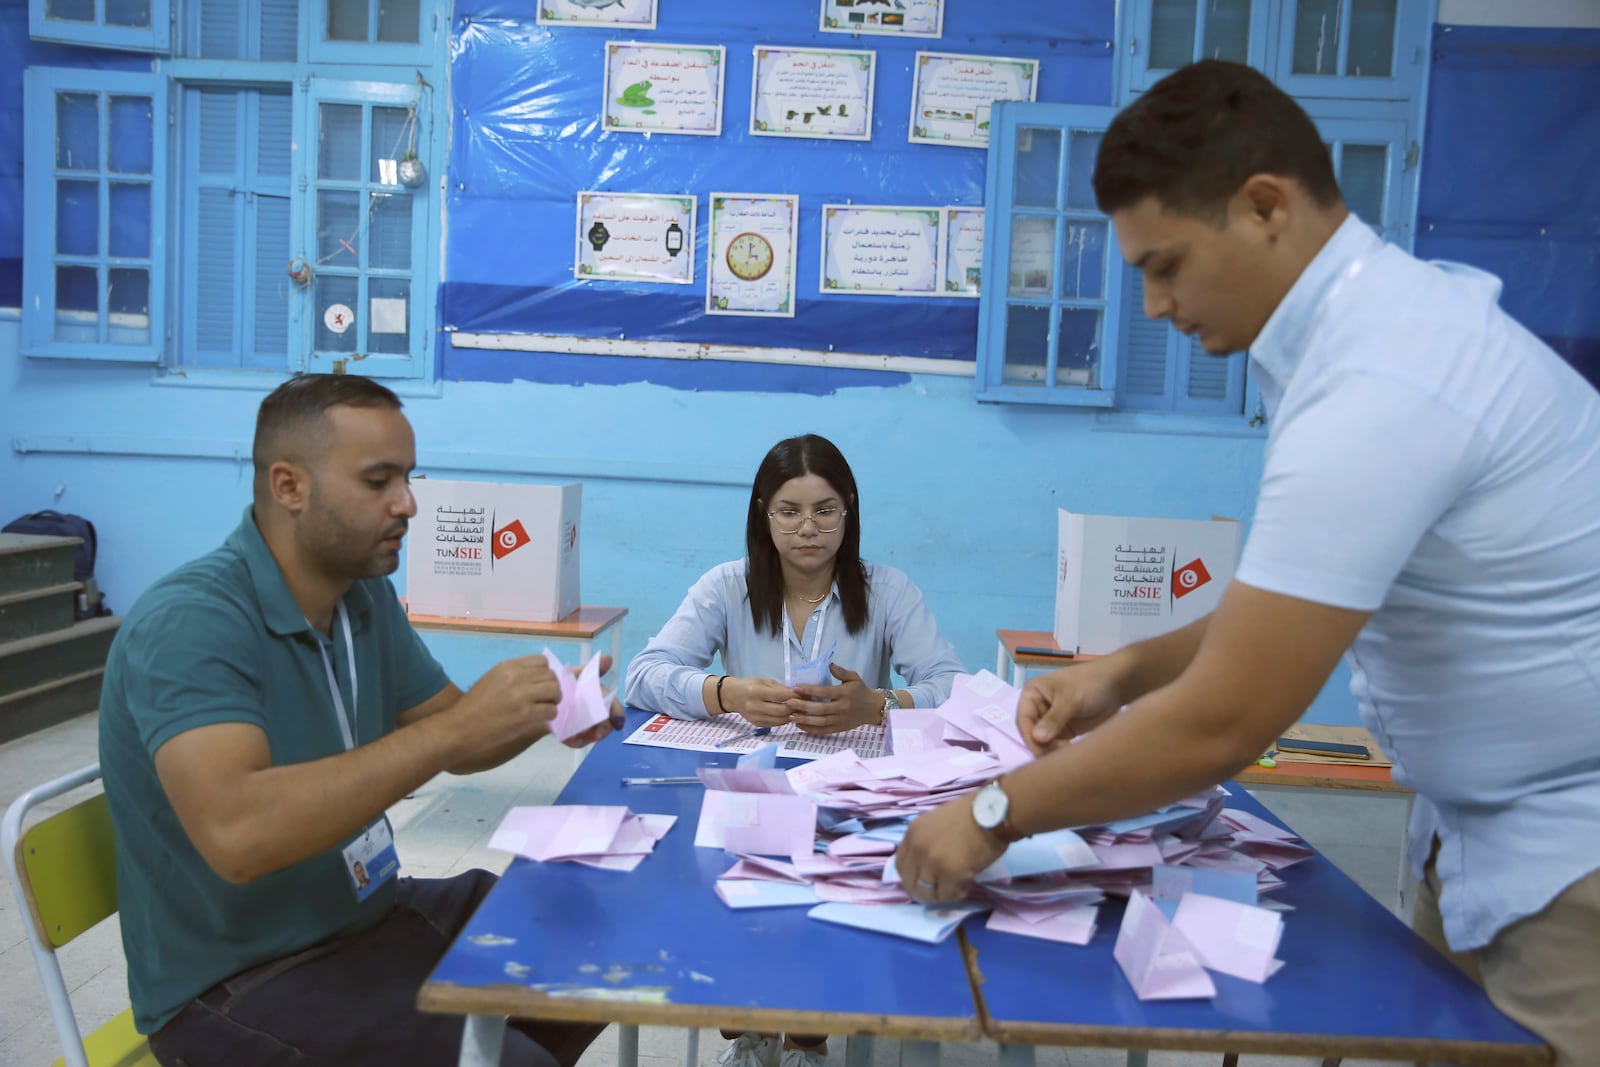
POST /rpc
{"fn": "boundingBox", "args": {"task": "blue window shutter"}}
[253,196,291,361]
[185,88,242,366]
[259,0,299,61]
[196,0,242,59]
[1118,268,1175,405]
[22,68,167,362]
[1175,339,1247,415]
[30,0,170,52]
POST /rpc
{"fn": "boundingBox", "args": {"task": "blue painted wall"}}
[17,5,1597,727]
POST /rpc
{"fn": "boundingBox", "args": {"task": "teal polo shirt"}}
[99,508,452,1033]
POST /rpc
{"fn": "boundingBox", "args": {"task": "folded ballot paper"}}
[543,648,614,743]
[686,670,1310,977]
[489,805,675,872]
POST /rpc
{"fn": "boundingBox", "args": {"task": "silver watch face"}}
[972,781,1008,830]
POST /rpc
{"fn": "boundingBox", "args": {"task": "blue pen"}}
[714,726,771,749]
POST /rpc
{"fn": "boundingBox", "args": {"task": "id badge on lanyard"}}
[783,597,836,688]
[314,601,399,901]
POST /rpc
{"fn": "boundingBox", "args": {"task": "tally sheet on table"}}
[624,712,886,760]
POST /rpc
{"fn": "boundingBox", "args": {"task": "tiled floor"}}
[0,711,1415,1067]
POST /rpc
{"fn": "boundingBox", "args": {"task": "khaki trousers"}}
[1412,846,1600,1067]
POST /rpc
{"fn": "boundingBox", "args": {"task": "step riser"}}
[0,670,103,745]
[0,626,120,699]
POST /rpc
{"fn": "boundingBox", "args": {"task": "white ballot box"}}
[1053,510,1241,656]
[407,478,581,623]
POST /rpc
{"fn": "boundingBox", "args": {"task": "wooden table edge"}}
[401,603,628,639]
[419,981,981,1042]
[1234,764,1409,793]
[979,1020,1549,1064]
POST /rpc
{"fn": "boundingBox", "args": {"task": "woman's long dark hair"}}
[745,434,869,637]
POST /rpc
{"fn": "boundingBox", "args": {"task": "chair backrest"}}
[17,790,120,948]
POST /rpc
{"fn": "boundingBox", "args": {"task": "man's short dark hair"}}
[1093,59,1341,221]
[252,374,403,473]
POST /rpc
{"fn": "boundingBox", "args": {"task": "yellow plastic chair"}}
[2,762,157,1067]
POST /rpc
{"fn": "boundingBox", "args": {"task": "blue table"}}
[420,712,1549,1067]
[970,787,1548,1066]
[418,711,980,1067]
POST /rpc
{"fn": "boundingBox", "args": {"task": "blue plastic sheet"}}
[442,0,1114,375]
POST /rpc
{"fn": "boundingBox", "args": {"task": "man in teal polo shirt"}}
[99,375,610,1067]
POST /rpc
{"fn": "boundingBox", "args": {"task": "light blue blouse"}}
[625,559,965,718]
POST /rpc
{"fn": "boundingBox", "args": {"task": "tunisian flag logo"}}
[1172,558,1212,599]
[492,519,531,560]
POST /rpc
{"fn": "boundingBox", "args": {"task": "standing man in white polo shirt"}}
[896,59,1600,1064]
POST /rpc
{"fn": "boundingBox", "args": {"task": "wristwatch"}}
[971,779,1024,843]
[877,688,901,726]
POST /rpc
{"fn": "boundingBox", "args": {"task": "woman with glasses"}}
[627,433,964,742]
[625,433,964,1067]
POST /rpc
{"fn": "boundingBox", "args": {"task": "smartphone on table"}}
[1275,737,1371,760]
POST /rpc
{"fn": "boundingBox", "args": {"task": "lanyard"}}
[313,601,359,751]
[782,593,830,683]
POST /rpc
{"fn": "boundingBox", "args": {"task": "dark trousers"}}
[149,869,605,1067]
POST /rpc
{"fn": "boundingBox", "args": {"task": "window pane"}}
[1149,0,1198,70]
[1008,215,1054,299]
[1058,220,1106,300]
[367,193,411,271]
[315,274,359,351]
[376,0,418,43]
[109,96,154,174]
[109,183,150,258]
[45,0,94,22]
[1056,308,1102,388]
[105,0,152,28]
[1202,0,1252,62]
[1293,0,1342,75]
[1340,144,1387,230]
[1002,304,1050,387]
[318,103,364,180]
[56,94,99,171]
[370,105,412,184]
[57,181,99,257]
[1348,0,1396,77]
[327,0,369,40]
[368,276,410,354]
[55,266,100,343]
[317,190,363,264]
[108,268,151,344]
[1065,130,1102,210]
[1012,127,1060,210]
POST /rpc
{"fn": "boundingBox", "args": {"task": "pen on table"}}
[714,726,771,749]
[620,776,702,786]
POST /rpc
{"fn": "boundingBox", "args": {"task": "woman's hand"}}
[788,663,883,735]
[720,676,798,727]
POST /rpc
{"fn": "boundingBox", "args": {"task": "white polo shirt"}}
[1237,215,1600,951]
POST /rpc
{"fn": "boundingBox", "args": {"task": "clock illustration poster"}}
[706,193,800,318]
[574,191,697,284]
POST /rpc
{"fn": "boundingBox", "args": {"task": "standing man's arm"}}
[895,581,1369,900]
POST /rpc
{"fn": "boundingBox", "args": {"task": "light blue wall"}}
[0,311,1362,723]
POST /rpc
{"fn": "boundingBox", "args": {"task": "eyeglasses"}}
[767,507,848,535]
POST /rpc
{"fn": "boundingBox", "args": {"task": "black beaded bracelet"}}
[715,674,729,714]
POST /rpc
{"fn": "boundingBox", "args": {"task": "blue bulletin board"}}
[441,0,1114,386]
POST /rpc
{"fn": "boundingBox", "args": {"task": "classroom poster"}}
[909,52,1040,148]
[942,207,983,296]
[538,0,656,29]
[574,192,697,284]
[707,193,800,317]
[750,46,875,141]
[603,42,726,136]
[820,0,943,38]
[1008,214,1055,297]
[820,204,940,296]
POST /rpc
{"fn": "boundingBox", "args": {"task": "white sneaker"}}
[779,1043,828,1067]
[718,1034,779,1067]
